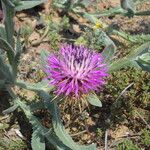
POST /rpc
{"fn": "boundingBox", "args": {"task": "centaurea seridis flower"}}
[46,44,108,97]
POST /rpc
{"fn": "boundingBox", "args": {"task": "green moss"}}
[0,139,27,150]
[96,128,103,137]
[98,67,150,126]
[8,139,27,150]
[141,129,150,146]
[117,139,140,150]
[108,68,149,107]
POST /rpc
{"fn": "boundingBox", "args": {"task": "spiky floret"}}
[46,44,108,97]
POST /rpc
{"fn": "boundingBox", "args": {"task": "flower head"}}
[46,44,108,97]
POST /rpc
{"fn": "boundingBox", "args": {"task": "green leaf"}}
[120,0,135,11]
[15,0,47,11]
[87,93,102,107]
[93,30,116,62]
[80,0,92,7]
[1,0,15,48]
[135,53,150,72]
[138,53,150,63]
[14,31,22,67]
[52,102,97,150]
[0,80,5,89]
[109,42,150,72]
[3,104,19,114]
[15,80,52,92]
[29,101,45,112]
[128,42,150,59]
[40,50,49,70]
[0,37,15,65]
[0,55,14,82]
[31,129,45,150]
[135,10,150,16]
[0,25,7,40]
[83,12,98,24]
[13,96,69,150]
[112,30,150,43]
[120,0,135,17]
[7,87,96,150]
[109,57,131,72]
[93,7,125,17]
[129,42,150,72]
[53,103,80,150]
[102,43,116,62]
[38,91,97,150]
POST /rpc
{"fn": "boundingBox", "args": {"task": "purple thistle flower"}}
[46,44,108,97]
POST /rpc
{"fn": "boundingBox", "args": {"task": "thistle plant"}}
[0,0,150,150]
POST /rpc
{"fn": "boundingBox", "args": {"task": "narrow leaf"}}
[128,42,150,59]
[0,55,14,82]
[52,102,97,150]
[0,37,15,65]
[40,50,49,70]
[38,91,96,150]
[135,53,150,72]
[14,30,22,67]
[109,42,150,72]
[80,0,92,7]
[31,129,45,150]
[29,101,45,112]
[0,25,7,40]
[1,0,15,48]
[135,10,150,16]
[3,104,19,114]
[14,96,69,150]
[0,80,5,89]
[109,57,131,72]
[15,0,47,11]
[99,31,116,61]
[102,44,116,62]
[83,12,98,24]
[120,0,135,11]
[15,80,52,92]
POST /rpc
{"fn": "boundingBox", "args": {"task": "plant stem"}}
[105,130,108,150]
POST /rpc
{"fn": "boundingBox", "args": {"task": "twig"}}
[0,115,9,121]
[116,82,134,102]
[117,134,141,139]
[108,134,141,149]
[31,25,50,46]
[70,130,87,137]
[105,130,108,150]
[135,110,150,130]
[108,138,124,149]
